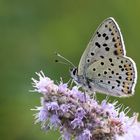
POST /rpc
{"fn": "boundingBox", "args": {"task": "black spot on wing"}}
[98,34,101,37]
[112,37,116,42]
[114,50,118,55]
[101,62,104,65]
[112,86,115,89]
[90,52,94,56]
[103,43,107,47]
[105,36,109,40]
[102,33,106,37]
[105,47,110,51]
[109,58,112,62]
[95,42,101,48]
[100,55,104,59]
[104,71,107,74]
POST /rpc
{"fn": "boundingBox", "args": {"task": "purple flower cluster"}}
[31,71,140,140]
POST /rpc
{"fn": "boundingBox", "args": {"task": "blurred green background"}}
[1,0,140,139]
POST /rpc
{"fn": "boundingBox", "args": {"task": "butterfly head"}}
[70,67,78,81]
[70,67,92,91]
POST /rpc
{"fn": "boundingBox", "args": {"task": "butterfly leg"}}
[88,90,96,100]
[84,88,96,102]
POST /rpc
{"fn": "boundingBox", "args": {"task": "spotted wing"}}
[78,17,126,75]
[86,56,137,97]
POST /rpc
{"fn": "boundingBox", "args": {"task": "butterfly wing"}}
[86,56,137,97]
[78,17,126,76]
[77,17,137,97]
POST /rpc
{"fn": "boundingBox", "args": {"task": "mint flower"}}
[31,71,140,140]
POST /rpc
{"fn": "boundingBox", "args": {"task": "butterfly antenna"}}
[69,79,74,89]
[55,59,70,66]
[55,52,75,67]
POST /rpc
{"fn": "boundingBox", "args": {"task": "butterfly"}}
[70,17,137,97]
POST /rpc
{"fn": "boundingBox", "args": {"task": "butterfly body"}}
[70,17,137,97]
[70,68,94,91]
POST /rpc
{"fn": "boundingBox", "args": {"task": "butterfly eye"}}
[72,68,77,76]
